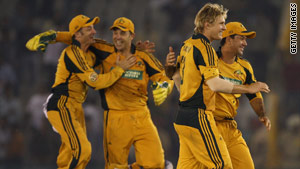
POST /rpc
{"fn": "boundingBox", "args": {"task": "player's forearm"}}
[81,67,124,90]
[231,85,254,94]
[56,31,72,44]
[207,76,261,94]
[172,70,180,91]
[94,67,124,90]
[165,65,176,79]
[250,98,266,117]
[207,77,233,93]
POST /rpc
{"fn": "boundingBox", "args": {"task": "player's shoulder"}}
[183,37,196,48]
[94,38,114,46]
[237,56,252,68]
[91,38,115,53]
[187,36,212,55]
[135,50,159,63]
[65,44,80,53]
[135,48,154,58]
[179,40,194,55]
[135,49,164,69]
[64,45,81,57]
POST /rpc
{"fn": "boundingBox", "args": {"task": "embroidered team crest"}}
[89,72,98,82]
[118,18,125,24]
[136,61,143,67]
[234,70,242,78]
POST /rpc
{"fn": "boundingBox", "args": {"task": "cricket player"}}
[213,22,271,169]
[164,3,270,169]
[36,14,136,169]
[26,17,174,169]
[98,17,173,169]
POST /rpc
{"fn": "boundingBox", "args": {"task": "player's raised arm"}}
[26,30,57,52]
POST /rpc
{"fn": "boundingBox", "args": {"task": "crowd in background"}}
[0,0,299,168]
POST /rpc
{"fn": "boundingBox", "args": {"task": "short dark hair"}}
[220,34,236,46]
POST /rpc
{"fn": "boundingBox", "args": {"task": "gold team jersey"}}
[51,40,124,103]
[214,51,262,118]
[94,45,170,111]
[56,32,171,110]
[177,34,219,111]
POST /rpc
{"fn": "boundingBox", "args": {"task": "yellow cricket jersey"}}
[51,40,125,103]
[177,33,219,111]
[93,44,170,111]
[214,50,262,118]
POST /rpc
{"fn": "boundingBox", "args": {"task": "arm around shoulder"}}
[206,77,270,94]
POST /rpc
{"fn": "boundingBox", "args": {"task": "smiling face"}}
[112,28,134,52]
[75,25,97,46]
[231,35,248,56]
[206,15,226,41]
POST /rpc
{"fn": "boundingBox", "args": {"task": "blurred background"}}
[0,0,299,168]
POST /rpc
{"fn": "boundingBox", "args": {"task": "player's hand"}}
[166,46,176,67]
[247,82,270,94]
[165,46,177,79]
[116,54,136,70]
[151,81,171,106]
[26,30,57,52]
[259,115,271,131]
[136,40,155,53]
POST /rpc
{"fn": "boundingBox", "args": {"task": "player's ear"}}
[204,21,211,30]
[74,28,83,39]
[74,32,80,40]
[225,37,230,43]
[226,36,234,44]
[130,32,135,40]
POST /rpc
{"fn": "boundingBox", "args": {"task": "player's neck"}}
[79,41,91,53]
[118,45,132,58]
[221,46,236,64]
[202,32,213,43]
[81,45,89,53]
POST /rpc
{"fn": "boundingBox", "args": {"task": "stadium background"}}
[0,0,299,168]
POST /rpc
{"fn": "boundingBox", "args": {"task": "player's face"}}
[232,35,247,56]
[112,29,134,52]
[78,25,96,45]
[207,15,226,41]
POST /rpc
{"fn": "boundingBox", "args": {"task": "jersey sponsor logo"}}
[223,76,242,85]
[122,70,143,80]
[111,66,143,80]
[89,72,98,82]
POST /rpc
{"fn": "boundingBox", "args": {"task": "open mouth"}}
[240,47,244,52]
[115,40,123,46]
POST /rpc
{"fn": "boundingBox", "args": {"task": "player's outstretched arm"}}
[207,77,270,94]
[26,30,57,52]
[240,82,270,94]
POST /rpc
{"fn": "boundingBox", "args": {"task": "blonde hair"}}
[194,3,228,34]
